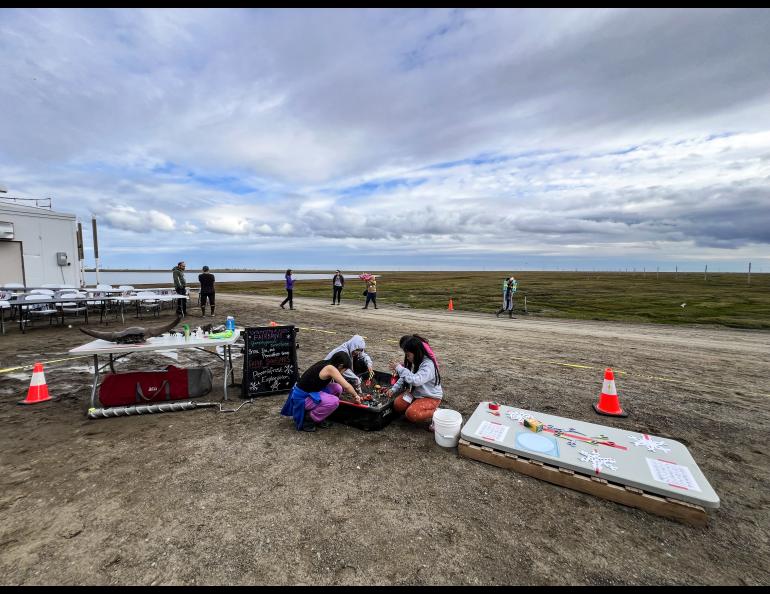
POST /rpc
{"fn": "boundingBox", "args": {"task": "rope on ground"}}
[216,399,253,413]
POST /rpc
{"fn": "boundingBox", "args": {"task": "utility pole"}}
[92,216,100,285]
[76,221,85,287]
[704,265,708,281]
[748,262,752,286]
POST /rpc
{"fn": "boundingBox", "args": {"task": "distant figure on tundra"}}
[331,270,345,305]
[496,276,517,318]
[198,265,216,317]
[363,276,377,309]
[172,261,187,317]
[280,269,294,310]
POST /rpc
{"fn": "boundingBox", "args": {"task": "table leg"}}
[223,346,230,401]
[90,354,100,408]
[228,344,235,385]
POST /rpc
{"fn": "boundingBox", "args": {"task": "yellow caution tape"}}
[0,355,93,375]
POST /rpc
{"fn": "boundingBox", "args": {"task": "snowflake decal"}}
[627,434,670,453]
[505,410,529,423]
[578,448,618,474]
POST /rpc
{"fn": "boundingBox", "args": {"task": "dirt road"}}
[1,294,768,585]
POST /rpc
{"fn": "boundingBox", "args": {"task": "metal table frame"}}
[69,331,240,409]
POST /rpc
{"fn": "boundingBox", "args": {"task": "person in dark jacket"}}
[198,265,216,317]
[280,352,363,432]
[172,261,187,317]
[331,270,345,305]
[280,269,295,310]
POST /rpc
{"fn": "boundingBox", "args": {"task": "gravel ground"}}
[1,293,768,585]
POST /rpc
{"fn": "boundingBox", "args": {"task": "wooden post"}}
[704,265,708,281]
[524,295,528,314]
[91,216,100,285]
[748,262,751,286]
[675,265,678,280]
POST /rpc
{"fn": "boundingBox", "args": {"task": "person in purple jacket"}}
[280,269,295,310]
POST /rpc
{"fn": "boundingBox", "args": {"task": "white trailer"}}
[0,202,83,287]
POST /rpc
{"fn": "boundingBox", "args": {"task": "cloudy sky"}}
[1,8,770,271]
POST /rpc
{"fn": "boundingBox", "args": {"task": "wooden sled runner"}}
[458,438,708,527]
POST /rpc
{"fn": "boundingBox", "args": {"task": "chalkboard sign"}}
[241,325,299,398]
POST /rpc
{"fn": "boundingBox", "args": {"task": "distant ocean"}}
[84,271,353,286]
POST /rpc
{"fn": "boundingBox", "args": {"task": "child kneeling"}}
[281,352,363,432]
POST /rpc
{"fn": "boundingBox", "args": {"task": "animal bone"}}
[79,316,182,344]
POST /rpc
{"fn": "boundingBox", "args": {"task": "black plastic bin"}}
[329,370,402,431]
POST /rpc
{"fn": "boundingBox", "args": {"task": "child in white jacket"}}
[387,336,443,428]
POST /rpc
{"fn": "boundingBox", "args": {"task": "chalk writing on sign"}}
[242,325,298,398]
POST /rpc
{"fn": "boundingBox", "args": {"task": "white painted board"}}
[460,402,719,508]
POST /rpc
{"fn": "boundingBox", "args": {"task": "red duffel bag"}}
[98,365,213,408]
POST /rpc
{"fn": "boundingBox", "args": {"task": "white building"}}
[0,202,83,287]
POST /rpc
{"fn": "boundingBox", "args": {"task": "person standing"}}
[198,265,216,318]
[172,261,187,317]
[280,269,295,310]
[331,270,344,305]
[363,275,378,309]
[496,276,517,318]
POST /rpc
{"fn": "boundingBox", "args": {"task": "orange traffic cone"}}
[18,362,53,405]
[448,298,454,311]
[593,368,627,417]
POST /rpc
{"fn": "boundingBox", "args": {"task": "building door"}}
[0,241,25,284]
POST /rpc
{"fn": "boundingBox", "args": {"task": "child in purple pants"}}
[305,382,343,423]
[280,352,363,432]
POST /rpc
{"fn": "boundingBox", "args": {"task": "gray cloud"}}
[0,9,769,269]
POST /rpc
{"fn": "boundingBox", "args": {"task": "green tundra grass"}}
[214,271,770,330]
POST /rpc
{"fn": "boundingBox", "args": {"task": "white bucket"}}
[432,408,463,448]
